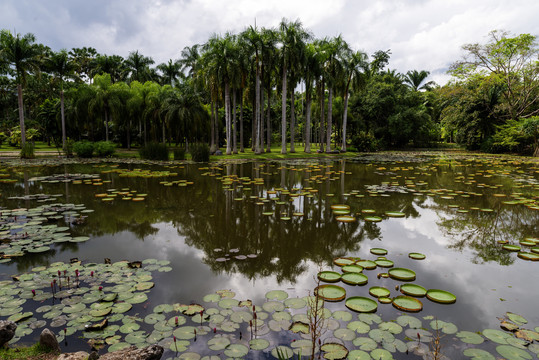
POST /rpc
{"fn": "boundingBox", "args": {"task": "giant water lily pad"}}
[426,289,456,304]
[341,273,368,285]
[266,290,288,300]
[388,268,416,281]
[392,296,422,312]
[400,284,427,297]
[369,286,390,298]
[345,297,378,313]
[318,271,342,283]
[315,285,346,302]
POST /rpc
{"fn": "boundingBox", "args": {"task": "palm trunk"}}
[305,86,312,153]
[233,90,237,154]
[17,84,26,146]
[290,88,296,153]
[255,60,262,154]
[326,87,333,152]
[105,108,109,142]
[342,90,349,152]
[240,89,244,152]
[60,89,66,151]
[319,81,325,151]
[225,82,232,155]
[281,65,287,154]
[266,88,271,152]
[162,117,166,145]
[260,84,265,152]
[210,99,215,153]
[127,119,131,150]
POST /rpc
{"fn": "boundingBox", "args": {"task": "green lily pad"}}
[385,211,405,218]
[426,289,456,304]
[430,319,458,334]
[355,260,377,270]
[345,297,378,313]
[271,346,294,359]
[369,286,390,298]
[342,264,364,273]
[284,297,306,309]
[334,328,356,341]
[318,271,342,283]
[207,335,230,350]
[456,331,484,345]
[370,248,388,256]
[400,284,427,297]
[321,342,348,360]
[408,252,426,260]
[503,244,521,252]
[392,296,423,312]
[173,326,198,340]
[249,338,270,350]
[370,348,393,359]
[347,350,371,360]
[333,257,356,266]
[462,348,495,359]
[347,321,371,334]
[265,290,288,300]
[332,310,353,322]
[496,345,532,360]
[379,321,403,334]
[289,321,310,334]
[341,273,368,286]
[352,337,377,351]
[374,259,394,268]
[316,285,346,302]
[388,268,416,281]
[482,329,510,344]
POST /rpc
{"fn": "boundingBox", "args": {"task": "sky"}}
[1,0,538,85]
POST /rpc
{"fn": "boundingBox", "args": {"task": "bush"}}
[173,148,186,160]
[20,143,35,159]
[73,141,94,158]
[190,143,210,162]
[64,138,74,157]
[94,141,116,157]
[351,131,379,152]
[139,143,169,160]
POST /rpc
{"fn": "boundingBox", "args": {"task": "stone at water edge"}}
[57,351,90,360]
[99,344,164,360]
[39,328,60,353]
[0,320,16,347]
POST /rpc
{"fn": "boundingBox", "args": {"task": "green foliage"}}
[73,140,94,158]
[20,142,35,159]
[173,147,186,160]
[190,143,210,162]
[9,127,40,147]
[351,131,379,152]
[0,343,55,360]
[64,138,74,156]
[139,142,169,160]
[94,141,116,157]
[0,132,7,147]
[491,116,539,155]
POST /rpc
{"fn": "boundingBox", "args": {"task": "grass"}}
[0,343,57,360]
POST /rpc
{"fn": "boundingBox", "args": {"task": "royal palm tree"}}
[89,73,124,141]
[303,42,323,153]
[404,70,435,91]
[125,50,155,83]
[157,59,183,86]
[47,49,76,151]
[69,47,97,83]
[93,54,126,83]
[0,30,41,146]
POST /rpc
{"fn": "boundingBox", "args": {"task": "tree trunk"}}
[281,64,287,154]
[17,84,26,146]
[290,88,296,153]
[233,90,237,154]
[266,88,271,152]
[305,87,312,153]
[240,89,244,152]
[225,82,232,155]
[105,108,109,142]
[326,87,333,152]
[162,118,166,145]
[255,60,262,154]
[210,99,215,153]
[127,119,131,150]
[60,90,66,151]
[215,101,219,151]
[319,81,325,151]
[342,90,349,152]
[260,84,265,152]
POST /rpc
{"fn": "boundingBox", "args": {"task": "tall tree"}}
[157,59,183,86]
[125,50,155,83]
[0,30,41,146]
[93,54,126,83]
[404,70,435,91]
[69,47,97,83]
[47,49,76,151]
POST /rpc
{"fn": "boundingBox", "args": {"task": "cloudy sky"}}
[1,0,538,84]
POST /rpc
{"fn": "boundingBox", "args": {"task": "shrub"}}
[190,143,210,162]
[173,147,186,160]
[20,143,35,159]
[351,131,379,152]
[94,141,116,157]
[73,141,94,158]
[64,138,74,157]
[139,142,169,160]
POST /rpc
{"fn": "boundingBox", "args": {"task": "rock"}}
[0,320,17,347]
[56,351,90,360]
[100,344,163,360]
[214,150,223,156]
[88,351,100,360]
[39,328,60,353]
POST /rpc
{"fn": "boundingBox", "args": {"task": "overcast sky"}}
[1,0,538,85]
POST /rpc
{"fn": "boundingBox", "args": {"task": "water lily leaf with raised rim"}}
[426,289,456,304]
[388,268,416,281]
[341,273,368,286]
[318,271,342,283]
[392,296,422,312]
[266,290,288,300]
[345,297,378,313]
[315,285,346,302]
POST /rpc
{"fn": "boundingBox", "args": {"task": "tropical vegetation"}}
[0,24,537,157]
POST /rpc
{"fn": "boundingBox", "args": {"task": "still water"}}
[0,154,538,359]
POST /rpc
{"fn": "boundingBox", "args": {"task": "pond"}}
[0,153,538,360]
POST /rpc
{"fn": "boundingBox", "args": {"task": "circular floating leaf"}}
[321,343,348,360]
[355,260,377,270]
[388,268,416,281]
[341,273,368,286]
[426,289,456,304]
[400,284,427,297]
[334,328,356,341]
[318,271,342,283]
[375,259,394,268]
[262,301,285,312]
[332,310,352,322]
[408,253,426,260]
[173,326,198,340]
[347,350,371,360]
[289,321,310,334]
[284,297,306,309]
[342,265,364,273]
[507,312,527,325]
[315,285,346,302]
[392,296,423,312]
[271,346,294,359]
[352,337,377,351]
[517,252,539,261]
[482,329,510,344]
[347,321,370,334]
[250,338,270,350]
[370,248,388,256]
[370,348,393,360]
[457,331,485,345]
[207,335,230,350]
[462,348,495,359]
[336,216,356,223]
[430,320,458,334]
[266,290,288,300]
[496,345,532,360]
[334,257,356,266]
[345,297,378,313]
[369,286,390,298]
[203,294,220,303]
[385,211,405,218]
[364,216,382,222]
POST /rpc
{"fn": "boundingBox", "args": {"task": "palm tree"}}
[341,50,368,151]
[278,19,310,154]
[47,49,76,151]
[157,59,183,86]
[260,27,278,152]
[89,73,124,141]
[125,50,155,83]
[404,70,435,91]
[303,42,323,153]
[0,30,41,146]
[93,54,126,83]
[69,47,97,83]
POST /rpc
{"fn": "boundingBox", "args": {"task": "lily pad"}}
[388,268,416,281]
[392,296,423,312]
[369,286,390,298]
[370,248,388,256]
[426,289,456,304]
[321,342,348,360]
[462,348,495,359]
[316,285,346,302]
[400,284,427,297]
[345,297,378,313]
[265,290,288,300]
[318,271,342,283]
[341,273,368,286]
[408,252,426,260]
[496,345,532,360]
[456,331,484,345]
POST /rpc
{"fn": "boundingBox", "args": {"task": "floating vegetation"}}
[426,289,457,304]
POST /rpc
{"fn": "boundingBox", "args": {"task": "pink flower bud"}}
[31,289,35,296]
[98,286,103,291]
